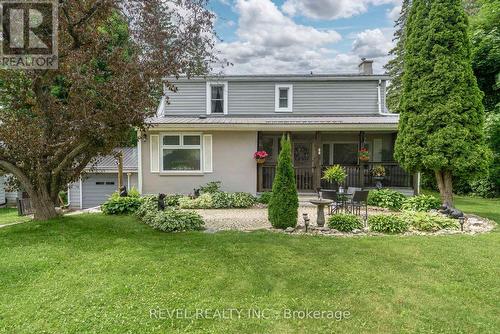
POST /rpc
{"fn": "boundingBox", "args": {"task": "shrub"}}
[368,214,409,234]
[149,209,205,232]
[401,194,441,212]
[128,187,141,198]
[211,191,232,209]
[402,212,458,232]
[327,214,363,232]
[101,193,142,215]
[178,193,213,209]
[258,192,273,204]
[230,192,256,208]
[199,181,222,194]
[165,194,184,207]
[368,189,407,210]
[322,165,347,184]
[135,195,158,219]
[268,135,299,229]
[469,178,497,198]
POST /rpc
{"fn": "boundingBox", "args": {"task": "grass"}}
[423,191,500,223]
[0,208,30,226]
[0,208,498,333]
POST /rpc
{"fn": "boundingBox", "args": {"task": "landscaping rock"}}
[285,227,295,233]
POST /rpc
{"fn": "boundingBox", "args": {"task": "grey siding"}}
[0,176,5,205]
[141,131,258,195]
[164,80,386,116]
[164,82,206,115]
[68,182,81,209]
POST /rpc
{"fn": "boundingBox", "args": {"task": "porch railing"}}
[260,162,413,192]
[261,165,314,192]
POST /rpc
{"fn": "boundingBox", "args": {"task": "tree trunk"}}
[435,170,454,207]
[30,192,59,221]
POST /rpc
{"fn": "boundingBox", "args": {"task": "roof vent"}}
[359,58,374,75]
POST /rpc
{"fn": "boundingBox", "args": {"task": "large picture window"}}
[323,143,359,165]
[161,134,202,172]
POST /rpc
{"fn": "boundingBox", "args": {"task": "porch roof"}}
[147,115,399,131]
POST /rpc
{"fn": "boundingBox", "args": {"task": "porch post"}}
[313,131,322,191]
[358,132,366,188]
[257,131,263,192]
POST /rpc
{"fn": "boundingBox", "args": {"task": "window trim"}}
[275,84,293,113]
[160,133,203,173]
[206,81,228,115]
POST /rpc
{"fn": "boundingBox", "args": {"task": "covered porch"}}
[257,131,417,195]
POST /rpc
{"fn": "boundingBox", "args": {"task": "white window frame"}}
[160,133,203,173]
[206,81,228,115]
[275,84,293,113]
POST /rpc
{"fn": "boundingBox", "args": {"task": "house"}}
[68,147,138,209]
[0,176,5,206]
[138,60,419,197]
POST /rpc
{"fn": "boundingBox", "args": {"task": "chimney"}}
[359,58,374,75]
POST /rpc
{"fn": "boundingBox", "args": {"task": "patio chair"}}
[347,187,362,195]
[349,191,369,219]
[325,191,342,215]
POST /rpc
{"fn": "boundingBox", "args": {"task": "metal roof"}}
[169,74,391,82]
[147,115,399,130]
[86,147,138,172]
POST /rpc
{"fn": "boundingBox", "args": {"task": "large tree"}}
[0,0,217,220]
[394,0,490,207]
[384,0,412,113]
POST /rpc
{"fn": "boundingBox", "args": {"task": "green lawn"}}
[0,203,498,334]
[0,208,30,226]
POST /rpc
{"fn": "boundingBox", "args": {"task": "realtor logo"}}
[1,0,58,69]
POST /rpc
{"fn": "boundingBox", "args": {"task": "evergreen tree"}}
[268,135,299,229]
[394,0,490,207]
[384,0,412,113]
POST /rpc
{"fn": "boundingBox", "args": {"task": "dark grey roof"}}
[86,147,138,172]
[148,114,399,125]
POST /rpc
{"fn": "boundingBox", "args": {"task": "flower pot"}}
[256,158,266,164]
[359,156,370,162]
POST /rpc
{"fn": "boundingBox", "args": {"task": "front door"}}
[293,142,314,191]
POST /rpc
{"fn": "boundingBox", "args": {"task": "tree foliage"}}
[0,0,217,220]
[268,135,299,229]
[384,0,412,113]
[394,0,490,206]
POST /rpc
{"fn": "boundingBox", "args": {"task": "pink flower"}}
[254,151,269,159]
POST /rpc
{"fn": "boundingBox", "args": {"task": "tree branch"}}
[0,160,35,195]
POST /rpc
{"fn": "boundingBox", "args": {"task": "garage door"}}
[82,174,118,209]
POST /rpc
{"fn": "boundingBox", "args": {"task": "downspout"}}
[377,80,383,115]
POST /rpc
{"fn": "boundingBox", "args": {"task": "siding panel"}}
[164,80,384,116]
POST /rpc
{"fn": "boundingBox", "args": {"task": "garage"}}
[68,148,138,210]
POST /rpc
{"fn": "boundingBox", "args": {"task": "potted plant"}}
[371,165,386,189]
[358,148,370,162]
[321,165,347,198]
[254,151,269,164]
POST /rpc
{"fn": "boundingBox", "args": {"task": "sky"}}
[209,0,402,75]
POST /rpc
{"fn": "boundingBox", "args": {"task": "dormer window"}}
[206,81,228,115]
[275,84,293,112]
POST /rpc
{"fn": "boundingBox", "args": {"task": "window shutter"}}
[150,135,160,173]
[203,134,213,173]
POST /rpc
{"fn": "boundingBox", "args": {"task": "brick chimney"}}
[358,58,374,75]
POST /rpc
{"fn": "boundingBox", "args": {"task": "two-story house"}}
[138,60,418,197]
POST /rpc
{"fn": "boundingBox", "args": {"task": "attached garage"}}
[68,148,138,210]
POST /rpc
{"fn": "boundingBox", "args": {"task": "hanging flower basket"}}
[358,148,370,162]
[254,151,269,164]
